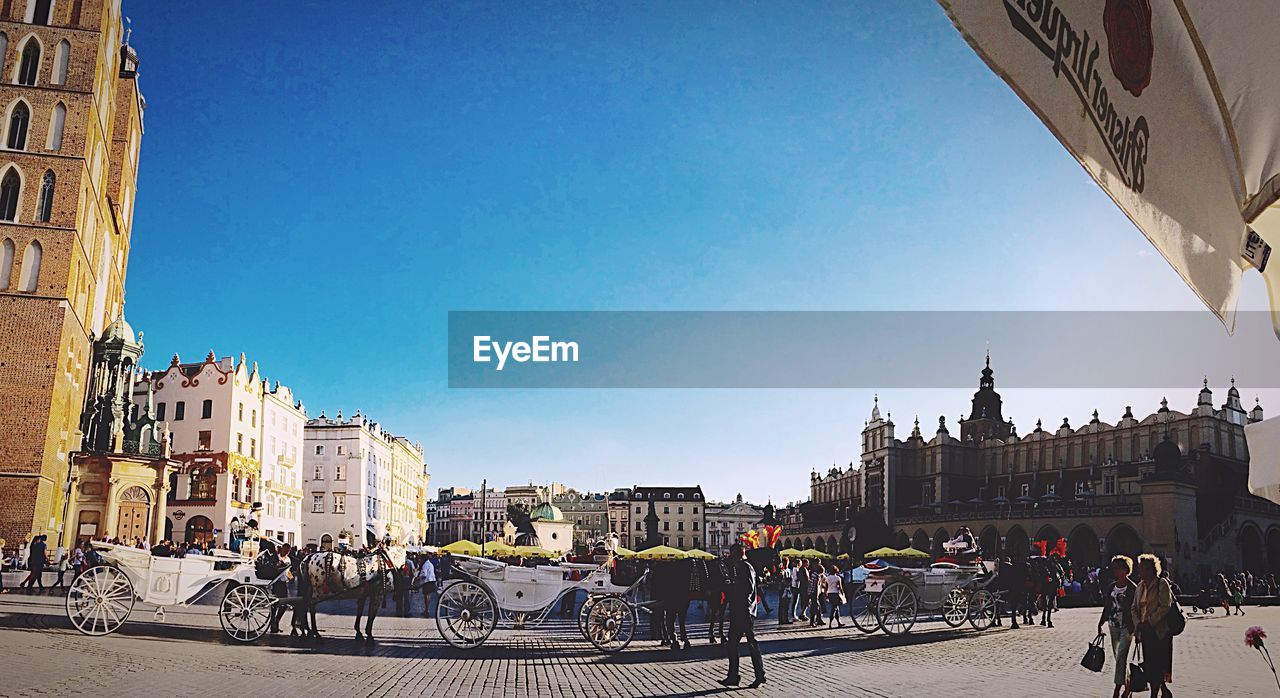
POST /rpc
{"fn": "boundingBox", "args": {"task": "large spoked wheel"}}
[436,580,497,649]
[66,565,134,636]
[968,589,998,631]
[848,588,879,634]
[876,581,917,636]
[941,587,970,628]
[577,595,601,637]
[583,595,636,653]
[220,583,275,643]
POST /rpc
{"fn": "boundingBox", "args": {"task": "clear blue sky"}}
[121,1,1276,505]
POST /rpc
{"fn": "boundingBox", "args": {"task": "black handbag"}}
[1081,633,1106,672]
[1165,599,1186,636]
[1129,643,1149,692]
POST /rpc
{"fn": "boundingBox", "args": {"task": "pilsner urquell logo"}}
[1003,0,1150,193]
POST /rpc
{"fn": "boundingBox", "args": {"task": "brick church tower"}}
[0,0,144,545]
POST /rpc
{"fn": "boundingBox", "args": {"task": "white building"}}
[302,411,427,549]
[704,494,764,556]
[258,382,306,544]
[134,352,305,547]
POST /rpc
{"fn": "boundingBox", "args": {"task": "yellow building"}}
[0,1,143,547]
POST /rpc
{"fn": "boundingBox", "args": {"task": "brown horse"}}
[296,545,406,644]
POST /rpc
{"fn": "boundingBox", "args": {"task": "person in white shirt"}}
[416,556,438,617]
[779,560,797,624]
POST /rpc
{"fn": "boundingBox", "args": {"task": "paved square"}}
[0,590,1275,697]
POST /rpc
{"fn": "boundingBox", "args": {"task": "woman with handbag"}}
[821,564,845,628]
[1131,554,1174,698]
[1097,555,1137,698]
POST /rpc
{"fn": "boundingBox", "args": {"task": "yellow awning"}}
[685,548,716,560]
[634,545,689,561]
[441,540,482,555]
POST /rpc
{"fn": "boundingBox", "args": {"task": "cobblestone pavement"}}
[0,588,1276,697]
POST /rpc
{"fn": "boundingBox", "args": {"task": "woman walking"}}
[1097,555,1137,698]
[1231,580,1246,616]
[822,564,845,628]
[1132,554,1175,698]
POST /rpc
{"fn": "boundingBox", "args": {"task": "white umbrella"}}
[939,0,1280,337]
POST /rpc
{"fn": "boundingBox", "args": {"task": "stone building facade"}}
[782,357,1280,587]
[131,352,306,547]
[0,1,143,547]
[704,494,764,556]
[630,485,705,550]
[552,489,608,553]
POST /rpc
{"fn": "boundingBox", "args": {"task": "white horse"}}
[297,544,407,643]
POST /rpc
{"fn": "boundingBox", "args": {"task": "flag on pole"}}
[938,0,1280,337]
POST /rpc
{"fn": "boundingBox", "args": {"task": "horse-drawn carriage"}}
[849,559,1000,636]
[436,553,646,653]
[65,541,284,642]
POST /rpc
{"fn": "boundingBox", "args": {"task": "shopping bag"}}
[1129,644,1149,692]
[1080,633,1106,672]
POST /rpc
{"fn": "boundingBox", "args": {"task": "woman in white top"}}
[820,565,845,628]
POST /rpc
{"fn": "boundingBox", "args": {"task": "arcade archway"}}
[1105,524,1143,560]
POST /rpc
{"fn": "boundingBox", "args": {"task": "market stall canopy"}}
[892,547,933,559]
[613,546,637,558]
[939,0,1280,337]
[863,546,901,559]
[795,549,833,560]
[686,549,717,560]
[441,540,481,555]
[481,541,515,557]
[513,545,556,558]
[635,545,689,561]
[780,548,803,557]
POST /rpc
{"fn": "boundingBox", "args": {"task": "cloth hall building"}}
[780,358,1280,588]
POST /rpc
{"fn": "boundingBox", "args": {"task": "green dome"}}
[529,501,564,521]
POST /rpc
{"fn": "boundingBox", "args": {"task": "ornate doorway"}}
[115,486,151,542]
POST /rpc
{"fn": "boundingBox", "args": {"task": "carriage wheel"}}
[967,589,997,631]
[66,565,134,636]
[220,583,275,643]
[875,581,917,636]
[576,595,601,638]
[584,595,635,653]
[848,589,879,634]
[436,580,497,649]
[941,587,970,628]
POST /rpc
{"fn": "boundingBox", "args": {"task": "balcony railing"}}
[122,439,163,457]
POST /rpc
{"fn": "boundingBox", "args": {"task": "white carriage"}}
[849,560,999,636]
[65,541,285,643]
[435,554,645,653]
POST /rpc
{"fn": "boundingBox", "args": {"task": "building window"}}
[236,433,243,454]
[635,506,640,514]
[191,467,216,499]
[1046,483,1056,496]
[0,168,17,220]
[30,0,52,25]
[0,237,12,289]
[663,521,669,531]
[1104,474,1117,495]
[155,402,166,421]
[16,39,38,85]
[51,39,67,84]
[7,101,29,149]
[677,521,684,531]
[315,445,324,455]
[35,169,51,221]
[335,464,343,480]
[173,401,185,421]
[201,399,212,418]
[249,438,256,459]
[337,445,344,455]
[693,506,698,514]
[664,493,670,499]
[663,506,669,514]
[251,409,257,427]
[197,430,211,451]
[238,403,243,421]
[636,521,641,531]
[16,238,36,291]
[312,495,323,514]
[693,521,698,530]
[334,495,345,514]
[314,466,323,480]
[1020,483,1030,498]
[677,506,684,514]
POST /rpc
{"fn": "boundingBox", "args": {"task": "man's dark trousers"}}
[725,610,764,683]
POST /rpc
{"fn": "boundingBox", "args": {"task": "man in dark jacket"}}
[719,544,766,688]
